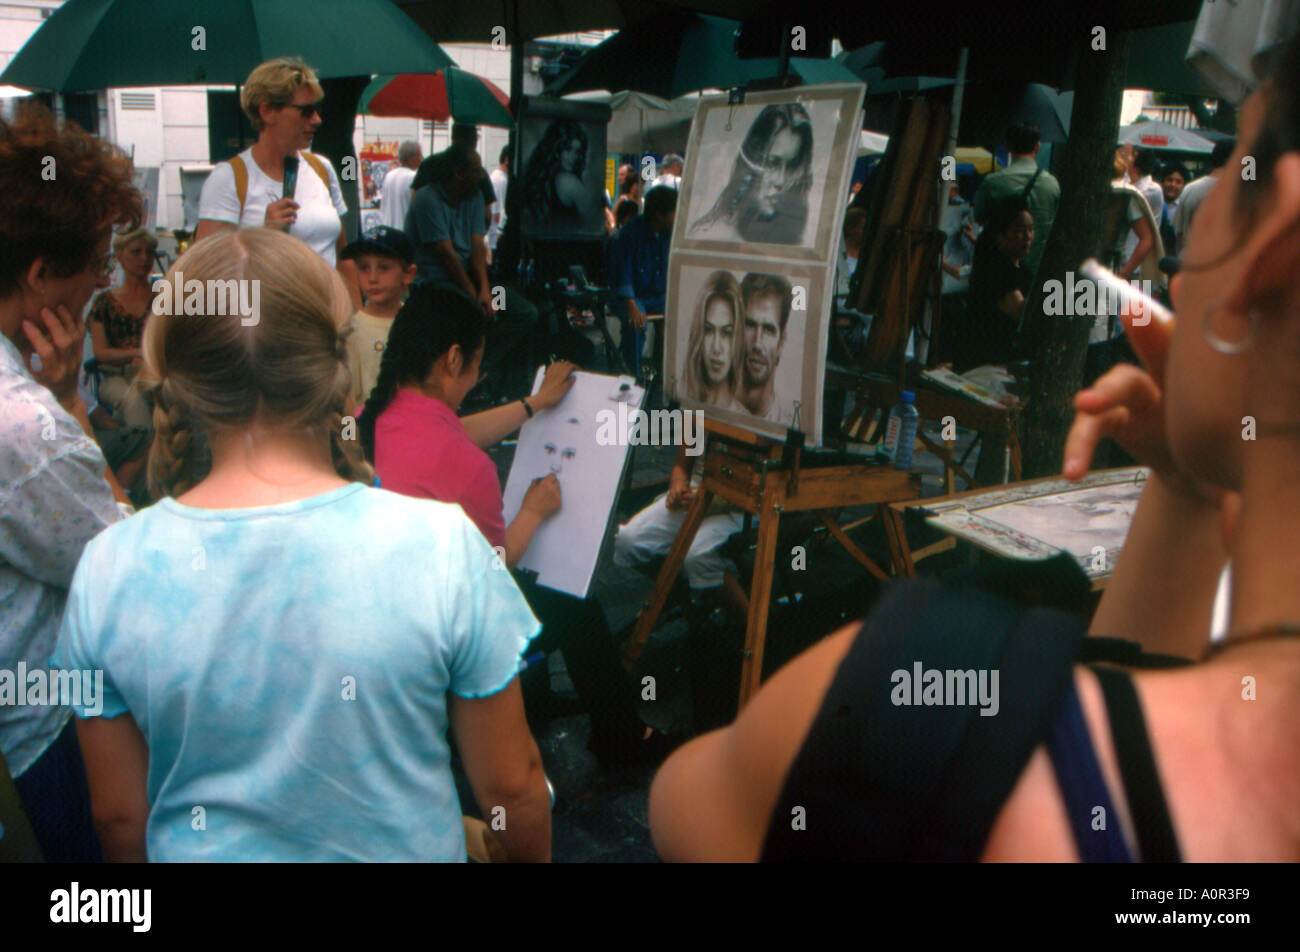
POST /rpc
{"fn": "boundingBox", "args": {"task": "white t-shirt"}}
[198,148,348,266]
[488,167,509,250]
[381,165,416,230]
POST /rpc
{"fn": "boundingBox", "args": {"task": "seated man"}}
[405,142,538,401]
[613,442,749,625]
[610,185,675,373]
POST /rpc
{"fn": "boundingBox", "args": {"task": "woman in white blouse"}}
[195,57,361,311]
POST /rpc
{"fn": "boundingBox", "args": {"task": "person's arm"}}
[336,231,363,313]
[665,443,696,511]
[431,240,479,300]
[469,234,492,311]
[996,288,1026,318]
[449,678,550,861]
[61,394,131,506]
[1118,215,1154,279]
[75,715,150,862]
[649,621,858,861]
[504,474,561,568]
[88,318,141,365]
[1062,314,1227,658]
[461,361,577,449]
[611,228,648,329]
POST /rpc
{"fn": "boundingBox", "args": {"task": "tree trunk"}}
[1020,31,1129,479]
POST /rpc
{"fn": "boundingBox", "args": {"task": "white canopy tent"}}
[1117,119,1215,153]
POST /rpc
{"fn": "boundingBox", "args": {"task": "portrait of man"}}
[737,273,795,425]
[688,103,815,246]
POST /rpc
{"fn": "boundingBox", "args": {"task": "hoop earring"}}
[1202,301,1258,355]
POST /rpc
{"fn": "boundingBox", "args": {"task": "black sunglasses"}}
[280,100,323,119]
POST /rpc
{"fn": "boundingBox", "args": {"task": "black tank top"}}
[760,576,1183,861]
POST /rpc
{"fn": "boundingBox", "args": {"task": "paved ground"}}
[458,316,988,862]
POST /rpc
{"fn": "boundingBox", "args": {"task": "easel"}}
[621,418,919,711]
[840,93,1023,494]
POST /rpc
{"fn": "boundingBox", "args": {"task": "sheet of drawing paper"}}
[502,370,645,598]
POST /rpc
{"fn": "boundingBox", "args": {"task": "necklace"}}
[1202,622,1300,659]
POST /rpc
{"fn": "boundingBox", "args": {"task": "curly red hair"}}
[0,101,142,298]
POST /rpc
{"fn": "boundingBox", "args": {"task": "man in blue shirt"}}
[611,185,676,372]
[406,144,539,401]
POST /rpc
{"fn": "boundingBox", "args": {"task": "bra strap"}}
[1090,665,1184,862]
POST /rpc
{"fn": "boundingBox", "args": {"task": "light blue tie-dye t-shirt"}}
[51,483,539,862]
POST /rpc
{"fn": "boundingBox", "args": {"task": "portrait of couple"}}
[679,269,798,427]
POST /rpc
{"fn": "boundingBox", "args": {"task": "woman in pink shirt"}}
[358,283,675,767]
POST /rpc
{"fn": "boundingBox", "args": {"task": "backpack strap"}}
[226,151,331,220]
[228,154,250,218]
[1021,165,1044,201]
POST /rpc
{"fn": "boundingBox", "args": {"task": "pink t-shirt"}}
[372,389,507,551]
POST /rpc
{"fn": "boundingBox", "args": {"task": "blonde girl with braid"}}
[52,228,552,862]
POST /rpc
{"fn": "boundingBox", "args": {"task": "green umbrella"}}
[549,12,861,98]
[0,0,454,93]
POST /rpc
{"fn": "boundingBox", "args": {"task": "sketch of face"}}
[703,297,736,386]
[541,416,581,476]
[743,293,784,388]
[757,127,804,220]
[561,138,583,175]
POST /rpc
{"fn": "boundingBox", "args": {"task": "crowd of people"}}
[2,37,1297,863]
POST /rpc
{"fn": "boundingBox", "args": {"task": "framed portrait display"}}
[673,84,866,263]
[516,96,613,242]
[664,255,828,445]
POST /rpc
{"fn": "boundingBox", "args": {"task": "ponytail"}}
[358,282,488,462]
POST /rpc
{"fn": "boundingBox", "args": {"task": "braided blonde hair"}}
[140,228,372,499]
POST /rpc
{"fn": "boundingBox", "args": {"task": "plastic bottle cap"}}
[901,390,915,403]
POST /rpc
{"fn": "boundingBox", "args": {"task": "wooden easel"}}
[621,418,919,712]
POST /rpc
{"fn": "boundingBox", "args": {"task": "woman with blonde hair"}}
[195,57,360,310]
[681,269,743,409]
[87,226,156,428]
[52,228,551,862]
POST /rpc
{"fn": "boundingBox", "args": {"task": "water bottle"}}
[878,390,920,470]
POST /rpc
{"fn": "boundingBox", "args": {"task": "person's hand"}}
[666,477,695,511]
[263,197,300,231]
[531,360,578,410]
[1063,297,1214,505]
[627,299,647,331]
[522,474,562,519]
[22,304,85,410]
[477,286,496,318]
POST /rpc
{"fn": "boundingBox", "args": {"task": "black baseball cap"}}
[340,226,414,264]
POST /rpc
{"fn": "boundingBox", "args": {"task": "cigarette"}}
[1080,259,1174,327]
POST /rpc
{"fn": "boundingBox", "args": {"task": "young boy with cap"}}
[340,226,417,410]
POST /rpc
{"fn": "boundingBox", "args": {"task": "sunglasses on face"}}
[280,101,323,119]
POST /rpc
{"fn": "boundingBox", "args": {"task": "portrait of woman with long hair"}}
[688,103,815,246]
[522,119,594,227]
[681,270,743,409]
